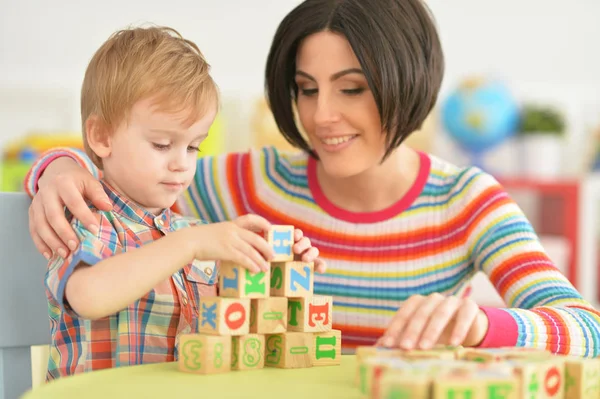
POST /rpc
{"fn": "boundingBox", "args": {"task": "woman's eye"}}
[300,88,318,96]
[342,88,365,95]
[187,146,200,152]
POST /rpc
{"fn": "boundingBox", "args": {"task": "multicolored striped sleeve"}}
[461,167,600,357]
[45,214,117,315]
[177,152,249,223]
[24,147,101,197]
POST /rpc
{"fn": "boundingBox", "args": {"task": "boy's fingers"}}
[293,236,311,255]
[235,214,272,233]
[294,228,304,241]
[241,229,274,261]
[314,258,327,273]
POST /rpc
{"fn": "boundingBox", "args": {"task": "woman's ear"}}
[85,115,112,159]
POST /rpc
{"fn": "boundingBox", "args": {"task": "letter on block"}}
[178,334,231,375]
[510,359,565,399]
[564,357,600,399]
[199,297,250,336]
[250,297,288,334]
[270,261,313,297]
[265,225,294,262]
[219,261,270,298]
[311,329,341,366]
[231,334,265,371]
[264,332,312,369]
[379,373,431,399]
[287,295,332,332]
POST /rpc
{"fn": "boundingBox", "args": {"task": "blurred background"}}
[1,1,600,310]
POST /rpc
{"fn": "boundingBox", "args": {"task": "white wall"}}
[1,0,600,165]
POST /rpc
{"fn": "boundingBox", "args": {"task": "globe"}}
[441,78,519,165]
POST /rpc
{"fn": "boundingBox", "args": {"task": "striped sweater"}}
[26,146,600,357]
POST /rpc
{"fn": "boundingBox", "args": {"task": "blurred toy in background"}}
[1,132,83,192]
[441,77,520,172]
[516,104,566,179]
[197,114,224,158]
[586,122,600,172]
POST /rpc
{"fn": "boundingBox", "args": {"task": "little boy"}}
[44,26,315,380]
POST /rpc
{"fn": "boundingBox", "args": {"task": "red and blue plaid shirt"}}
[45,181,217,380]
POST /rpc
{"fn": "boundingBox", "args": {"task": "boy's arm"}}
[24,147,101,197]
[48,214,196,320]
[464,169,600,357]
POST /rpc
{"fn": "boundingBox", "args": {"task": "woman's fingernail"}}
[384,336,394,347]
[58,248,67,258]
[68,240,77,251]
[401,339,413,349]
[419,339,431,349]
[43,252,51,260]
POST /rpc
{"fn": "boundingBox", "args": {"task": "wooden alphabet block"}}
[565,357,600,399]
[287,295,332,332]
[264,332,312,369]
[265,225,294,262]
[379,372,431,399]
[250,297,287,334]
[178,334,231,374]
[270,261,314,297]
[199,297,250,336]
[355,346,407,387]
[509,358,565,399]
[219,261,270,298]
[231,334,265,371]
[433,371,487,399]
[311,329,341,366]
[463,347,550,363]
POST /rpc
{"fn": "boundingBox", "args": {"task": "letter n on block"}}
[199,297,250,336]
[265,225,294,262]
[311,329,341,366]
[287,295,332,332]
[178,334,232,374]
[270,261,313,297]
[219,261,270,298]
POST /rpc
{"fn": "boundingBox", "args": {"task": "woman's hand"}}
[29,157,111,259]
[376,293,489,350]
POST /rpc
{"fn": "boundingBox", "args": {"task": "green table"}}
[22,355,361,399]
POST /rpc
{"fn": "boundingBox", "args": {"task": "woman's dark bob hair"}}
[265,0,444,160]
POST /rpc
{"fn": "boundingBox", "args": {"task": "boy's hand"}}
[292,228,327,273]
[188,215,275,274]
[376,293,489,350]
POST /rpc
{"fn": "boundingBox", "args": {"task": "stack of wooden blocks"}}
[356,345,600,399]
[178,225,341,374]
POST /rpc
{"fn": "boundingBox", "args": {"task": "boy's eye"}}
[153,143,170,150]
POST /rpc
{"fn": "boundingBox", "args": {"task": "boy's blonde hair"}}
[81,25,219,167]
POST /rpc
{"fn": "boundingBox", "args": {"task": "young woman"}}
[25,0,599,357]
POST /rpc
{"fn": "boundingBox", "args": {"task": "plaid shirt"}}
[45,181,217,380]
